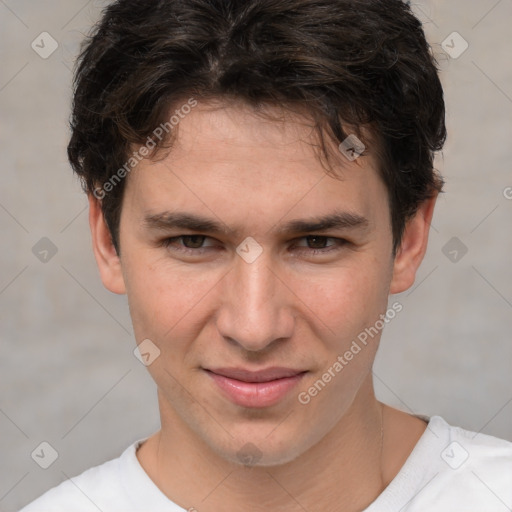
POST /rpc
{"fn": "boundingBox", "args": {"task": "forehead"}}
[124,101,388,231]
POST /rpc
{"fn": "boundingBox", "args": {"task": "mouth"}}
[204,367,308,408]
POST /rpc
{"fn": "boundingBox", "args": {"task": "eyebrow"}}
[143,210,369,236]
[274,211,369,235]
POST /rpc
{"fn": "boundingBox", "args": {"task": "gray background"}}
[1,1,511,510]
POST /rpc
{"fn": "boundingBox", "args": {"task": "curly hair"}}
[68,0,446,253]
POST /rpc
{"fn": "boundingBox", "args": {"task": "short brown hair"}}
[68,0,446,253]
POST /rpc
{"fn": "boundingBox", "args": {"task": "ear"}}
[88,194,126,295]
[390,195,437,294]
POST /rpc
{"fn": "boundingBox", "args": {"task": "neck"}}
[136,377,423,512]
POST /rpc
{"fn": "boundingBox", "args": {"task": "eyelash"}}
[161,235,348,256]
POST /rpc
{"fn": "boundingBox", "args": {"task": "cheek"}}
[123,253,222,345]
[294,262,388,418]
[291,255,391,343]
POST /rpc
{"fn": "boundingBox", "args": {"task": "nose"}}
[215,250,295,352]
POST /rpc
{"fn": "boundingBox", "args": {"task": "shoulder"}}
[19,441,141,512]
[367,415,512,512]
[434,417,512,490]
[413,416,512,510]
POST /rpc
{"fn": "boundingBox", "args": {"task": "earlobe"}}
[390,195,437,294]
[88,194,126,295]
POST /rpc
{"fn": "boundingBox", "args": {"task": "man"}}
[20,0,512,510]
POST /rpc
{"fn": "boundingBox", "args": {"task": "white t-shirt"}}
[19,416,512,512]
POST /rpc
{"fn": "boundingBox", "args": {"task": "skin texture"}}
[89,101,434,512]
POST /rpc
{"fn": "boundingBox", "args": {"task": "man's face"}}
[115,102,396,465]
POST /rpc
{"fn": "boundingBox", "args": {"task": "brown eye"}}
[293,236,347,255]
[162,235,216,253]
[306,236,329,249]
[181,235,206,248]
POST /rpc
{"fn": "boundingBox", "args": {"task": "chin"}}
[208,427,314,468]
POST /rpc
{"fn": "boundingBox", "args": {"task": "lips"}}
[207,367,306,382]
[204,367,307,408]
